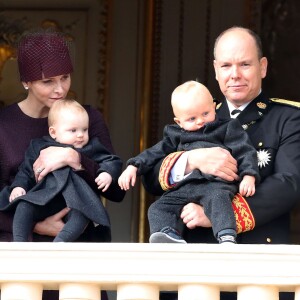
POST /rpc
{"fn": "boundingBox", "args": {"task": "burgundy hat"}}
[17,30,74,82]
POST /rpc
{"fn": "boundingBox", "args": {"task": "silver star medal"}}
[257,149,271,168]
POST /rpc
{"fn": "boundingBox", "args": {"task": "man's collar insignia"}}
[257,102,267,109]
[242,120,256,130]
[216,102,222,109]
[257,149,271,168]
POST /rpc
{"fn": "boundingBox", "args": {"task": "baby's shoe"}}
[218,234,237,244]
[149,226,187,244]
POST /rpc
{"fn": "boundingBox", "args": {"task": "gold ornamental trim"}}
[232,193,255,234]
[159,151,185,191]
[270,98,300,108]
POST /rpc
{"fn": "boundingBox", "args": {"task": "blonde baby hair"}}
[48,99,88,127]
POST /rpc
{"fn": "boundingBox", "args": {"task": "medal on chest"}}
[257,149,271,168]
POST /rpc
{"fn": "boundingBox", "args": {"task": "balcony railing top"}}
[0,242,300,292]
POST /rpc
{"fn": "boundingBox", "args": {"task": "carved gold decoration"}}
[0,13,26,82]
[0,44,14,81]
[138,0,155,243]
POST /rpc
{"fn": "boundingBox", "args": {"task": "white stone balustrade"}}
[0,243,300,299]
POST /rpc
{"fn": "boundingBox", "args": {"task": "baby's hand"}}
[118,165,138,190]
[95,172,112,192]
[239,175,256,197]
[9,187,26,202]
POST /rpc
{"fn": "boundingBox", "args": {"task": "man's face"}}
[213,29,268,106]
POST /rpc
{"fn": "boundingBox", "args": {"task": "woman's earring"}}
[24,86,28,90]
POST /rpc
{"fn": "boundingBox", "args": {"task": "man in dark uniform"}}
[143,26,300,300]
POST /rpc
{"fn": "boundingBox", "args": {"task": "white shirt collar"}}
[226,90,262,117]
[227,100,251,116]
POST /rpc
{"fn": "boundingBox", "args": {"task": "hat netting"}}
[17,30,74,82]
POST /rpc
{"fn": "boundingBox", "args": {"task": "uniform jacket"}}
[0,136,123,229]
[186,92,300,244]
[142,92,300,244]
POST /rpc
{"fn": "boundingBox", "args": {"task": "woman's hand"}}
[33,146,80,182]
[181,203,212,229]
[186,147,239,181]
[33,207,70,237]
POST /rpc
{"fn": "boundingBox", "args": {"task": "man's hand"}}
[33,147,80,182]
[186,147,239,181]
[33,207,70,237]
[181,203,212,229]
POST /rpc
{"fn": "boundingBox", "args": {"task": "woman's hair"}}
[17,29,74,82]
[48,99,87,127]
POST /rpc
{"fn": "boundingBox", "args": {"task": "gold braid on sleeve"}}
[159,151,185,191]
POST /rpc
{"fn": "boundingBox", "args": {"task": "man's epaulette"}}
[270,98,300,109]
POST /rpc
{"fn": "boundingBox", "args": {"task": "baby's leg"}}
[13,201,38,242]
[148,190,189,244]
[200,181,237,243]
[54,209,89,242]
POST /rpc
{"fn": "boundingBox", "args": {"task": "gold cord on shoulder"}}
[270,98,300,108]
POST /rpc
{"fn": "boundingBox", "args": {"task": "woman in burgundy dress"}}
[0,29,124,300]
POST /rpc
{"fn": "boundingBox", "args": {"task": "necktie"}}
[231,109,241,116]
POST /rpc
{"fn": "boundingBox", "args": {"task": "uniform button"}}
[266,238,271,243]
[258,142,263,147]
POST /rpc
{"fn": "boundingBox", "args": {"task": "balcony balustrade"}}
[0,242,300,300]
